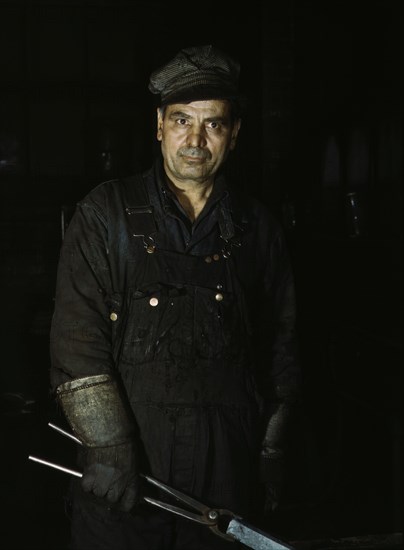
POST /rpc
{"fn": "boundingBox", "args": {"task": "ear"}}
[229,118,241,151]
[157,108,164,142]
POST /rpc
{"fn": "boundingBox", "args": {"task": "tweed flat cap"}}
[148,44,241,105]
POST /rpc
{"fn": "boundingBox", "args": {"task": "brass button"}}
[213,254,220,261]
[204,256,212,263]
[146,245,156,254]
[149,297,159,307]
[215,293,224,302]
[110,312,118,321]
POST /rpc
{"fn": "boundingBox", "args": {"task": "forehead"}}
[164,99,232,119]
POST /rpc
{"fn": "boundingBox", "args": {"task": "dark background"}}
[0,1,402,549]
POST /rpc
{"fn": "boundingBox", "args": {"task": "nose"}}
[186,124,207,148]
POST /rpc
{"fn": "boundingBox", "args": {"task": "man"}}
[50,44,301,550]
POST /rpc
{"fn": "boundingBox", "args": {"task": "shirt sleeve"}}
[50,194,115,390]
[253,214,302,404]
[267,228,301,402]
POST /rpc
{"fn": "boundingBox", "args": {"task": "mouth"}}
[182,155,206,163]
[178,148,210,163]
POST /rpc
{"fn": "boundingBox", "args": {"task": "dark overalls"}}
[62,167,287,550]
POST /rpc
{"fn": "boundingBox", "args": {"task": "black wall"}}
[0,1,402,549]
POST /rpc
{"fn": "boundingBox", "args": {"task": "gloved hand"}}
[82,440,139,512]
[259,400,292,515]
[259,451,285,515]
[56,374,141,512]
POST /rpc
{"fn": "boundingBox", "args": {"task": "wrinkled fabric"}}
[50,158,300,545]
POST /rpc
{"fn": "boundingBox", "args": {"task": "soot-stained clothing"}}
[50,158,300,525]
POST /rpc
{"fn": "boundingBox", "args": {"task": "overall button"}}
[149,297,159,307]
[110,312,118,321]
[146,245,156,254]
[215,293,224,302]
[204,256,212,263]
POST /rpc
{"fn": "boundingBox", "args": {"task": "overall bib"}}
[115,176,262,516]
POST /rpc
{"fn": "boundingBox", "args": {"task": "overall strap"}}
[218,195,247,259]
[121,174,158,251]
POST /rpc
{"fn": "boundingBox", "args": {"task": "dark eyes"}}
[175,119,221,129]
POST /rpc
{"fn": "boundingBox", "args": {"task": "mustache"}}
[178,147,211,160]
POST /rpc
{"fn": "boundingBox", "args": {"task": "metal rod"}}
[28,456,156,511]
[28,455,83,478]
[48,422,83,445]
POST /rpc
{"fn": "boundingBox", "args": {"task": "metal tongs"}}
[29,423,295,550]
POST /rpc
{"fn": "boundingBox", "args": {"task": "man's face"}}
[157,99,241,186]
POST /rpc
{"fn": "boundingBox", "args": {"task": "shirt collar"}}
[153,157,229,221]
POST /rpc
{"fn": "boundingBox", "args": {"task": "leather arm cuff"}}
[56,374,134,448]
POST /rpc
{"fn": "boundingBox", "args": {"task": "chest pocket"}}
[121,285,187,364]
[194,286,246,360]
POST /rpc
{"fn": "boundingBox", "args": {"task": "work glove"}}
[56,374,140,513]
[82,440,140,511]
[259,450,285,515]
[259,400,291,515]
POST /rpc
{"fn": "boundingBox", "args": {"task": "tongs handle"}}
[28,423,83,477]
[47,422,82,445]
[28,455,82,478]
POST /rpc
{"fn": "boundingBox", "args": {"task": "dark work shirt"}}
[150,159,229,254]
